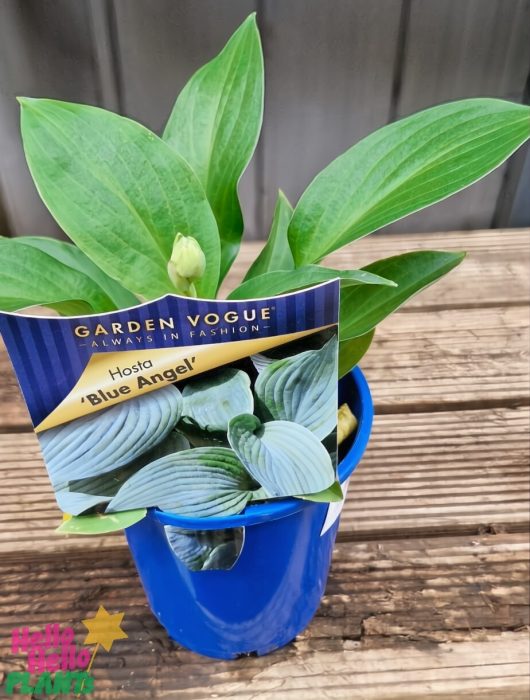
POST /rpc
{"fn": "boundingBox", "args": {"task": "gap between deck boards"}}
[375,396,530,415]
[398,299,530,312]
[2,524,529,567]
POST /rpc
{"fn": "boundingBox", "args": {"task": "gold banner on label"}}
[35,326,332,432]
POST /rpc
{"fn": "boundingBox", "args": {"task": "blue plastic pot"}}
[125,367,373,659]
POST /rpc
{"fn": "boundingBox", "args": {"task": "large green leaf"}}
[17,237,138,309]
[182,368,254,432]
[163,14,264,281]
[19,98,220,298]
[228,414,335,497]
[340,251,465,340]
[0,237,115,314]
[338,330,375,378]
[107,447,258,517]
[254,336,338,440]
[56,509,146,535]
[227,264,395,300]
[39,385,183,485]
[243,190,294,281]
[289,99,530,265]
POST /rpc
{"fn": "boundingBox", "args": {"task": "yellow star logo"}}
[81,605,128,652]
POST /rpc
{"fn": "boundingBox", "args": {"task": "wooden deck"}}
[0,229,528,698]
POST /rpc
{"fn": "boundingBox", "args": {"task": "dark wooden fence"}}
[1,0,529,241]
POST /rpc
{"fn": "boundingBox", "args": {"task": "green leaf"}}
[300,480,343,503]
[19,98,220,298]
[338,330,375,377]
[107,447,258,517]
[182,368,254,432]
[228,414,335,497]
[39,385,183,485]
[163,14,264,281]
[55,509,146,535]
[227,264,395,300]
[289,99,530,265]
[340,251,465,340]
[243,190,294,281]
[254,336,338,440]
[0,237,115,314]
[17,237,138,309]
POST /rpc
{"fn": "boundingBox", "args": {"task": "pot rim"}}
[150,366,374,530]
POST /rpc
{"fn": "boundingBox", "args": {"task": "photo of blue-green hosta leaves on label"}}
[40,385,183,485]
[254,336,337,439]
[108,447,260,516]
[228,415,334,497]
[181,368,254,432]
[36,329,342,546]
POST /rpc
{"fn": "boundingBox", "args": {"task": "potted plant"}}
[0,14,528,659]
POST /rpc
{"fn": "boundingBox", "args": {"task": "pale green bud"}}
[167,233,206,296]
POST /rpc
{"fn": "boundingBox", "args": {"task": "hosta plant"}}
[1,14,529,535]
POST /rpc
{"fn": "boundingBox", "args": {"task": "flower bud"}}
[167,233,206,296]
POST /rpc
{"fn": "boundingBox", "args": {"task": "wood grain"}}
[363,305,529,412]
[0,534,527,698]
[221,229,530,307]
[342,406,530,538]
[0,229,528,696]
[2,229,528,428]
[0,407,526,557]
[2,301,526,428]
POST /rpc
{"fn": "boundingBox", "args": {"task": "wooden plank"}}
[0,232,527,554]
[1,301,528,427]
[222,229,530,308]
[386,0,530,234]
[259,0,401,235]
[0,406,526,557]
[2,230,527,428]
[111,0,260,238]
[0,534,527,698]
[364,305,529,412]
[0,0,104,238]
[224,231,530,412]
[341,406,530,539]
[361,304,529,412]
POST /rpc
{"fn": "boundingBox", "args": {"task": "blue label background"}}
[0,282,339,427]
